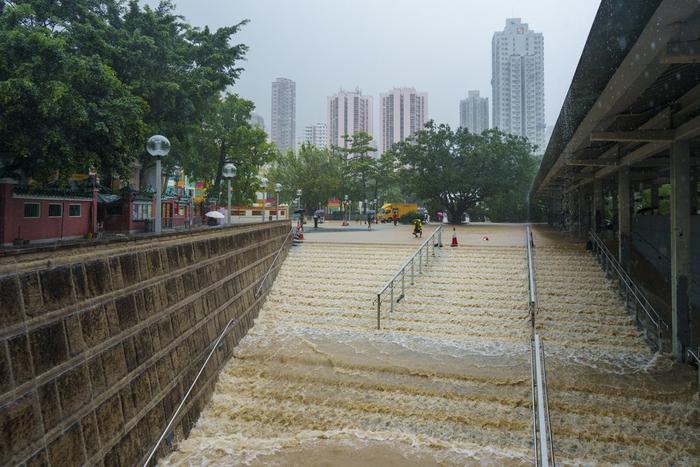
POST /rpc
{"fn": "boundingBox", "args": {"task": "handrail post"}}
[411,258,415,285]
[377,294,381,330]
[390,281,394,313]
[401,269,405,298]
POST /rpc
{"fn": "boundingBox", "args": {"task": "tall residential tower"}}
[379,87,428,154]
[301,123,328,149]
[271,77,296,151]
[492,18,545,152]
[327,88,373,148]
[459,91,489,134]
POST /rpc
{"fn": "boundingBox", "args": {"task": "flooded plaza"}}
[162,223,699,466]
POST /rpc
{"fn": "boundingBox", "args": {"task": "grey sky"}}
[148,0,600,138]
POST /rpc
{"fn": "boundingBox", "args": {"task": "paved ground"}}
[303,220,528,246]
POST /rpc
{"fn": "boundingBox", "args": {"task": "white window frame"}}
[48,203,63,218]
[68,204,81,217]
[23,203,40,218]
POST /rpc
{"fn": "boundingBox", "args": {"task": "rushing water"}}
[163,226,699,466]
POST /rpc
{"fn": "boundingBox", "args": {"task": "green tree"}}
[190,94,275,205]
[269,144,344,212]
[0,1,146,183]
[338,131,377,212]
[0,0,250,187]
[391,122,537,223]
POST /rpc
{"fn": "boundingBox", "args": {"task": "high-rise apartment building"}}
[492,18,545,152]
[379,87,428,154]
[459,91,489,134]
[301,123,328,149]
[271,77,296,151]
[249,113,265,130]
[327,88,373,148]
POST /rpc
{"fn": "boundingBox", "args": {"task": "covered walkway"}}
[531,0,700,361]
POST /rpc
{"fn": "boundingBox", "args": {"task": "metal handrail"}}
[255,227,294,298]
[143,317,235,466]
[526,225,537,324]
[531,333,555,466]
[143,230,291,466]
[588,230,669,350]
[687,347,700,392]
[375,225,443,329]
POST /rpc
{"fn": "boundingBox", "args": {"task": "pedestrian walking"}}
[392,213,399,226]
[313,210,319,228]
[367,212,373,230]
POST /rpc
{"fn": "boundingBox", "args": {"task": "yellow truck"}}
[377,203,419,222]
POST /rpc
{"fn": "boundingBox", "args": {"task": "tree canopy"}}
[388,122,538,223]
[0,0,249,186]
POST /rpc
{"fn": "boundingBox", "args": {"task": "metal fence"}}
[588,230,669,351]
[374,225,443,330]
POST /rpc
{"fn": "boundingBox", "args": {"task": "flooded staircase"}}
[533,231,700,465]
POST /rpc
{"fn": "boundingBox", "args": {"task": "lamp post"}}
[222,163,236,225]
[259,176,268,222]
[343,194,349,226]
[146,135,171,234]
[296,188,302,211]
[275,183,282,220]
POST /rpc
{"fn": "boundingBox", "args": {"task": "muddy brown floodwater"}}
[162,224,699,466]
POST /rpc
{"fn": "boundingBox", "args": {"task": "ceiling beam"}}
[590,130,675,143]
[566,159,619,167]
[660,39,700,64]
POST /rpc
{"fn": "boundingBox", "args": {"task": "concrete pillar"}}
[618,166,631,270]
[670,141,692,361]
[592,179,603,233]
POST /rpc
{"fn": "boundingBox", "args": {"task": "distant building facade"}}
[249,112,265,130]
[459,90,489,134]
[302,123,328,149]
[327,88,373,148]
[271,77,296,151]
[492,18,545,152]
[379,87,428,154]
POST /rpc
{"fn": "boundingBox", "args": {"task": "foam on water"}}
[161,235,700,466]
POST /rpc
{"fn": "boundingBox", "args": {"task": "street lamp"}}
[146,135,171,234]
[296,189,302,211]
[343,194,349,226]
[259,176,268,222]
[222,163,236,225]
[275,183,282,220]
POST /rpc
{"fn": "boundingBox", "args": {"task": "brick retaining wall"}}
[0,221,291,465]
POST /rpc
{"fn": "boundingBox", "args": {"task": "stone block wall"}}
[0,221,291,466]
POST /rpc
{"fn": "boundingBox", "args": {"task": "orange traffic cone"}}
[297,224,304,240]
[451,227,458,247]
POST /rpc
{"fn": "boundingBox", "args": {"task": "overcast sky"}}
[146,0,600,137]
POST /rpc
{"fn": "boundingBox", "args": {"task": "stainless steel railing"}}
[526,225,554,466]
[588,230,669,351]
[142,230,291,466]
[255,227,294,297]
[531,333,555,466]
[374,225,443,330]
[526,225,537,325]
